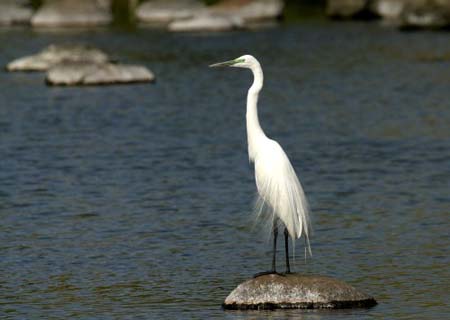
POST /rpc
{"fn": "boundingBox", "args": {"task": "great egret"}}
[210,55,311,275]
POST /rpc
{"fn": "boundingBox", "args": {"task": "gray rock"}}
[46,62,155,86]
[210,0,284,23]
[31,0,112,28]
[167,0,283,32]
[329,0,450,29]
[6,44,110,72]
[136,0,206,24]
[0,0,33,26]
[398,0,450,29]
[372,0,406,21]
[168,13,243,32]
[326,0,369,18]
[372,0,450,29]
[223,273,377,309]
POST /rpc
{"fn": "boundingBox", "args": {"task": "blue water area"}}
[0,22,449,319]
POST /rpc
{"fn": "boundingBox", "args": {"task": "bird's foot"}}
[253,270,285,278]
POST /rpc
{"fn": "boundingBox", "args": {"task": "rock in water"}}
[223,273,377,310]
[210,0,284,23]
[6,44,110,72]
[6,43,155,86]
[31,0,112,28]
[0,0,33,26]
[372,0,450,29]
[372,0,405,22]
[397,1,450,30]
[136,0,206,24]
[46,62,155,86]
[326,0,369,18]
[167,0,283,32]
[168,13,243,32]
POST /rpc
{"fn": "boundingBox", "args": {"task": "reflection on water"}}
[0,22,449,319]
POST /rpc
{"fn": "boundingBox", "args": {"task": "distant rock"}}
[372,0,405,22]
[210,0,284,23]
[7,43,155,86]
[0,0,33,26]
[326,0,369,18]
[136,0,206,24]
[6,44,110,72]
[328,0,450,29]
[223,273,377,309]
[46,62,155,86]
[168,13,243,32]
[373,0,450,29]
[31,0,112,28]
[397,1,450,29]
[166,0,283,32]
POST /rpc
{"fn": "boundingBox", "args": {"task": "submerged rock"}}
[46,62,155,86]
[31,0,112,27]
[136,0,206,24]
[0,0,33,26]
[223,273,377,310]
[6,44,110,71]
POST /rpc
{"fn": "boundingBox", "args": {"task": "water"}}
[0,22,449,319]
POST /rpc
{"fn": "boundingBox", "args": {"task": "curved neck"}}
[246,62,266,161]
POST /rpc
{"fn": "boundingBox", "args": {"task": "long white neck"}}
[246,62,266,162]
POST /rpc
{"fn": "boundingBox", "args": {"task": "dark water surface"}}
[0,22,449,319]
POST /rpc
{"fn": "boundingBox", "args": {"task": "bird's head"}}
[209,54,258,69]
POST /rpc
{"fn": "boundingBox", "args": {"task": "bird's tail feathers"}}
[255,170,313,257]
[254,192,312,258]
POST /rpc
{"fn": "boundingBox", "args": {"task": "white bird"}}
[210,55,311,275]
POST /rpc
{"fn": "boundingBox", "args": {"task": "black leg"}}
[253,220,284,278]
[271,221,278,273]
[284,228,291,274]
